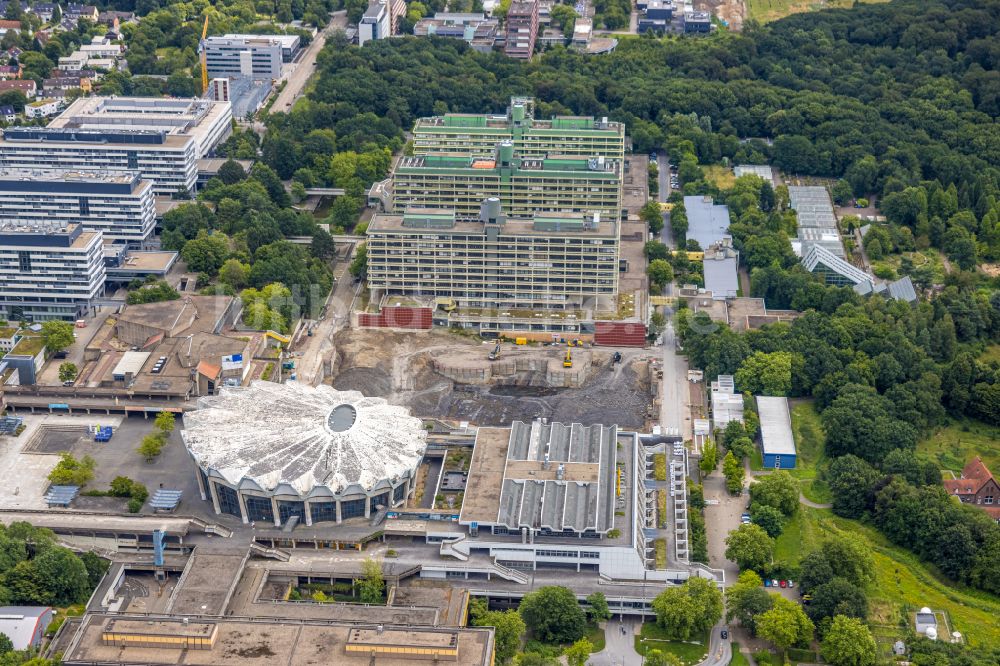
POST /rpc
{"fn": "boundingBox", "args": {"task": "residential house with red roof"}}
[943,456,1000,522]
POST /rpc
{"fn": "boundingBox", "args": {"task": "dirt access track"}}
[329,329,657,429]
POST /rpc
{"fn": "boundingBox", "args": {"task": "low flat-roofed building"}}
[0,607,52,651]
[683,10,711,31]
[684,195,731,250]
[114,295,236,347]
[460,419,618,536]
[196,157,255,189]
[756,396,796,469]
[413,14,499,52]
[103,247,179,284]
[733,164,773,182]
[61,614,495,665]
[702,243,738,300]
[711,374,743,431]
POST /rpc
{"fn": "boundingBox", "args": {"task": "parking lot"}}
[0,413,206,517]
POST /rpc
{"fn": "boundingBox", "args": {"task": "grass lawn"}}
[872,249,948,284]
[916,418,1000,476]
[773,507,1000,647]
[752,652,782,666]
[585,623,606,652]
[772,507,823,566]
[703,165,736,190]
[634,624,710,665]
[746,0,889,23]
[787,401,832,504]
[729,644,750,666]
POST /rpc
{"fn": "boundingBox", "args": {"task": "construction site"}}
[328,328,659,429]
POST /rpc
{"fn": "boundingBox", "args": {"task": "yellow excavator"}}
[563,347,573,368]
[199,16,209,93]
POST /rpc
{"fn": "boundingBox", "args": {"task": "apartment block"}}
[390,142,622,220]
[505,0,538,58]
[0,97,232,194]
[413,97,625,161]
[0,169,156,247]
[0,222,105,321]
[366,200,619,309]
[204,36,283,80]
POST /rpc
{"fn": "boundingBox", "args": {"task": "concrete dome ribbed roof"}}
[181,381,427,495]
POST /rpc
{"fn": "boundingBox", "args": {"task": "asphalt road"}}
[589,618,643,666]
[35,309,109,386]
[272,11,347,113]
[702,625,733,666]
[292,239,359,385]
[656,149,675,248]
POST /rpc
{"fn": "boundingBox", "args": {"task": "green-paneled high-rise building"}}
[412,97,626,162]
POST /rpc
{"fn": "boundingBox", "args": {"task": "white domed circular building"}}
[182,382,428,527]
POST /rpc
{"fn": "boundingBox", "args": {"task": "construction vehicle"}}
[515,337,527,345]
[613,351,623,364]
[199,16,209,93]
[563,347,573,368]
[487,342,501,361]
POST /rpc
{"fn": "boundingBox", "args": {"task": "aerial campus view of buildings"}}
[0,25,987,660]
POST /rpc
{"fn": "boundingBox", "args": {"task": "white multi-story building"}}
[359,0,405,44]
[359,1,390,45]
[0,97,233,195]
[203,36,283,80]
[0,222,105,321]
[24,99,60,119]
[220,33,301,61]
[0,169,156,248]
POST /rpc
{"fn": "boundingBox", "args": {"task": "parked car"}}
[779,580,787,588]
[787,580,795,588]
[740,513,751,524]
[771,579,779,587]
[764,579,772,587]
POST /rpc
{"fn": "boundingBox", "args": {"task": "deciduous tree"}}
[40,321,74,353]
[650,577,723,640]
[473,610,525,664]
[820,616,877,666]
[756,595,814,652]
[724,524,773,572]
[518,586,587,644]
[749,471,799,516]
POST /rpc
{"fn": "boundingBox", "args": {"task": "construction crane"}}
[199,15,209,93]
[487,341,501,361]
[563,347,573,368]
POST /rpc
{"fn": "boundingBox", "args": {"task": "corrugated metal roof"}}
[756,396,796,456]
